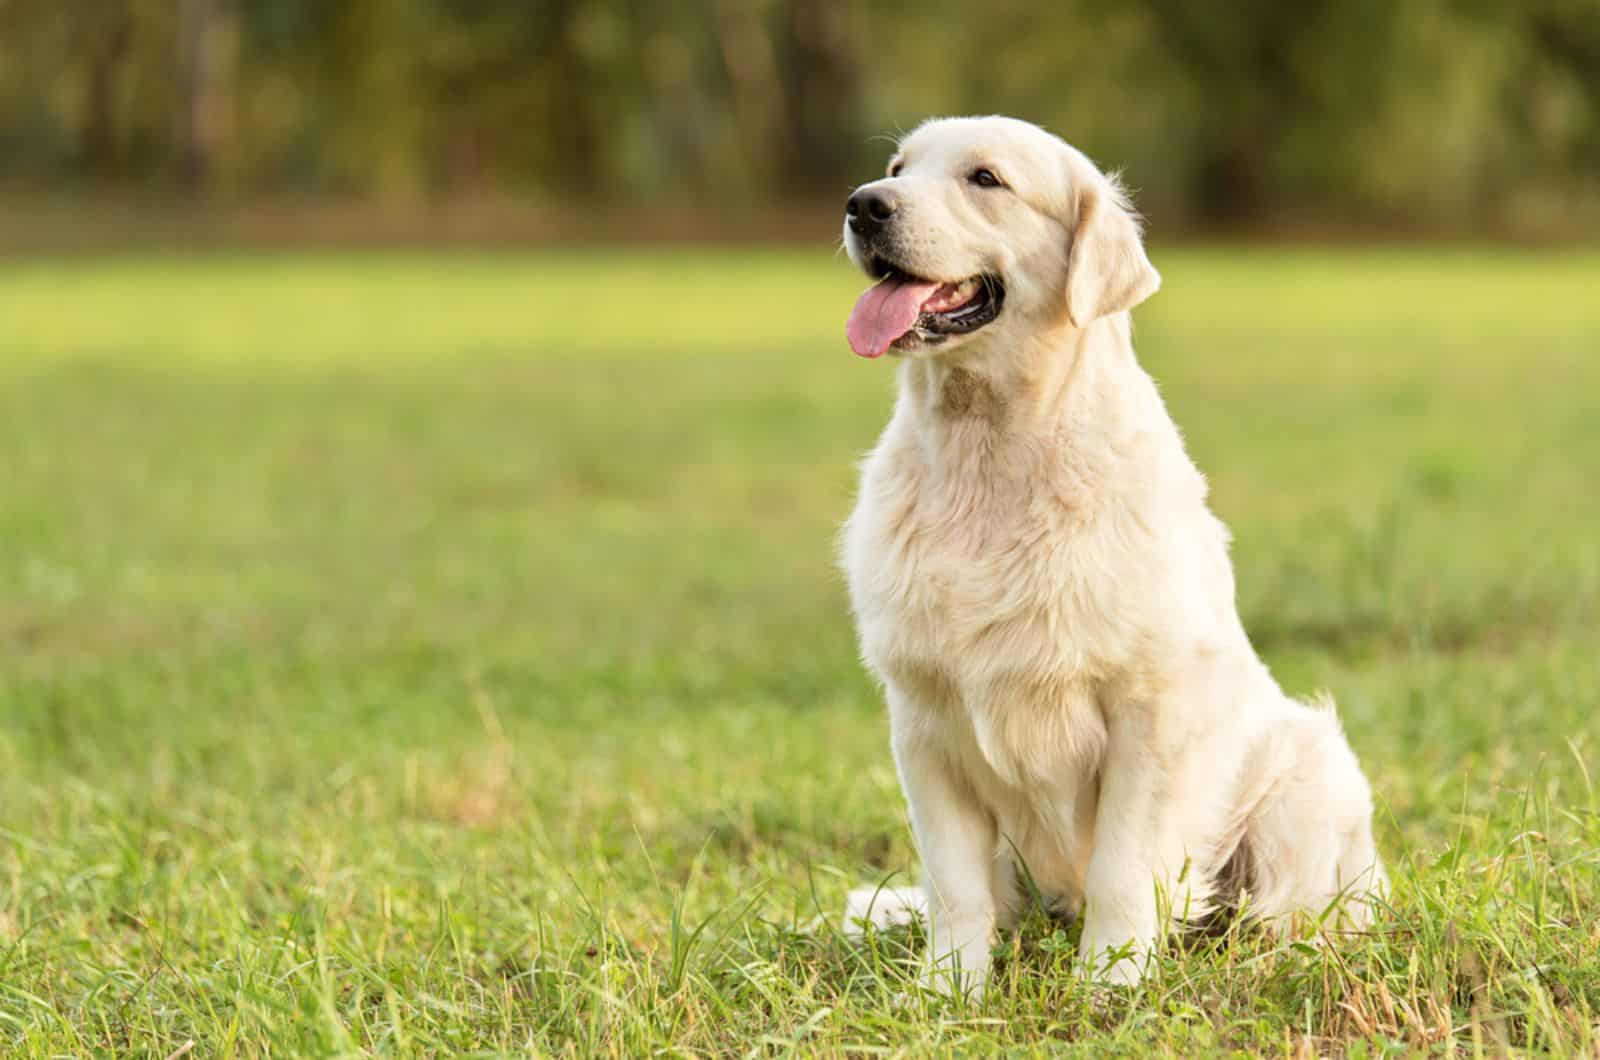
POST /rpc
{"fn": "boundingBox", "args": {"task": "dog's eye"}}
[968,168,1004,189]
[888,161,904,177]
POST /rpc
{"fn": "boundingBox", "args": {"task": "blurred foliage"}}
[0,0,1596,231]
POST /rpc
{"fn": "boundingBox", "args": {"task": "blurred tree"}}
[178,0,239,190]
[79,3,135,177]
[0,0,1594,234]
[773,0,863,197]
[1140,0,1410,225]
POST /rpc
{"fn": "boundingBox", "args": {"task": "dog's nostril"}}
[847,189,896,228]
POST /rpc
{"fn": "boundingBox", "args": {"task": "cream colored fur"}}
[839,116,1385,992]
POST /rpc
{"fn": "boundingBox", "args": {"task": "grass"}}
[2,245,1599,1056]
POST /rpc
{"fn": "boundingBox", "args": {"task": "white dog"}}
[838,116,1385,992]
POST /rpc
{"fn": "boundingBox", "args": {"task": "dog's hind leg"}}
[1237,700,1386,930]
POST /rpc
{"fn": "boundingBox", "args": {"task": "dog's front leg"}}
[890,699,997,997]
[1077,708,1220,986]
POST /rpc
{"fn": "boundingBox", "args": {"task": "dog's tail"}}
[843,884,927,935]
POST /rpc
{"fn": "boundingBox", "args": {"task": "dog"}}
[838,116,1385,992]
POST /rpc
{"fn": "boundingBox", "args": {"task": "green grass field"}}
[2,247,1599,1056]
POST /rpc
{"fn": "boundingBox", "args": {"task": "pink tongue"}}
[846,277,940,358]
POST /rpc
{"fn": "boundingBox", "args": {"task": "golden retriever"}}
[839,116,1385,992]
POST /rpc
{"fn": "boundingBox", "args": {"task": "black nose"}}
[846,188,898,235]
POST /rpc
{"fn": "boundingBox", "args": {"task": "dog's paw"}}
[843,884,927,936]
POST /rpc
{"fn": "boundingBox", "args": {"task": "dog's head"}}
[843,116,1159,360]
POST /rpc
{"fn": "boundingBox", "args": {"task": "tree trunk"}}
[776,0,863,199]
[178,0,239,192]
[80,13,133,177]
[713,0,781,189]
[536,0,608,197]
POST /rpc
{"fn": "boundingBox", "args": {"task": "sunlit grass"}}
[1,247,1598,1054]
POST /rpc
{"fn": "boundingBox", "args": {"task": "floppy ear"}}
[1064,180,1161,327]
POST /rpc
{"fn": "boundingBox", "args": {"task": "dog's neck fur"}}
[892,312,1168,488]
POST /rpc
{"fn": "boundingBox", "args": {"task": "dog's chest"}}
[844,445,1138,784]
[851,493,1059,669]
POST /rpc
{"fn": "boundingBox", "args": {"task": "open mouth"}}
[846,260,1006,358]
